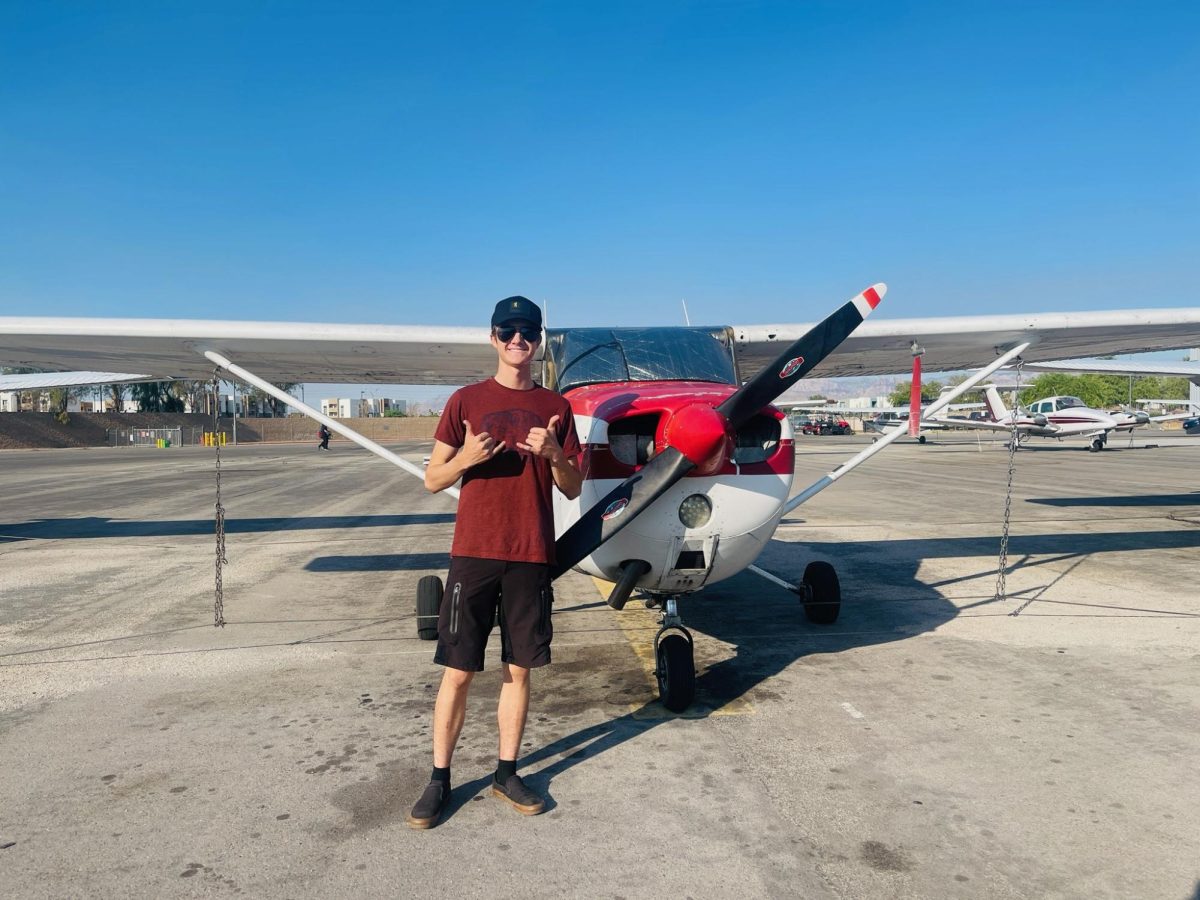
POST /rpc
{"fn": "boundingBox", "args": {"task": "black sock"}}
[495,759,516,784]
[431,766,450,790]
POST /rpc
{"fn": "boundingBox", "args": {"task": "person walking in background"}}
[318,423,331,451]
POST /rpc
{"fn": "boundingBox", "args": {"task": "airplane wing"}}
[733,308,1200,379]
[0,371,155,391]
[2,306,1200,385]
[0,318,495,384]
[1019,358,1200,378]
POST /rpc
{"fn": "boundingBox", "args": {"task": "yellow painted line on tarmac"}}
[590,577,753,719]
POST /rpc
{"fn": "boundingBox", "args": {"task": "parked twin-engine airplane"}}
[4,291,1200,710]
[924,385,1196,452]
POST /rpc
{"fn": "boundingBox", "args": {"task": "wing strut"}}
[782,342,1031,514]
[202,350,458,499]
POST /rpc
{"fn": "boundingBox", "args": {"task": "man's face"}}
[490,318,541,367]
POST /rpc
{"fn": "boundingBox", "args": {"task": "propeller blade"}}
[551,282,887,581]
[551,447,693,579]
[716,283,886,428]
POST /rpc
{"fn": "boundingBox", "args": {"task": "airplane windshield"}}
[546,327,737,393]
[1057,397,1085,410]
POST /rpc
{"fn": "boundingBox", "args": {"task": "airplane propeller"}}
[551,283,886,580]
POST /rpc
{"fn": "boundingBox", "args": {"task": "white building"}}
[0,392,19,413]
[321,398,354,418]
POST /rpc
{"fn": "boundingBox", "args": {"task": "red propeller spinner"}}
[662,402,732,476]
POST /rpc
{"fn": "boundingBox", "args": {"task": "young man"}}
[407,295,582,830]
[317,423,331,451]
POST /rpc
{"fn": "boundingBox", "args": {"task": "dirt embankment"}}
[0,413,439,450]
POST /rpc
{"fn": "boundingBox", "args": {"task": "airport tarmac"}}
[2,432,1198,899]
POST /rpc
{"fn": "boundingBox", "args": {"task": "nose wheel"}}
[652,598,695,712]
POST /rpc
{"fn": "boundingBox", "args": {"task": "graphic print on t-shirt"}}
[481,408,545,458]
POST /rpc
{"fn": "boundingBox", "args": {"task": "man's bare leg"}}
[497,662,530,760]
[433,666,475,767]
[408,667,473,829]
[492,662,543,813]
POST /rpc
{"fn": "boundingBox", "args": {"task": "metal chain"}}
[213,377,227,627]
[995,360,1022,604]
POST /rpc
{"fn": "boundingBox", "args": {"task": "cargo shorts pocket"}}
[537,583,553,639]
[443,581,463,645]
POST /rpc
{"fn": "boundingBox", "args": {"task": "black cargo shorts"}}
[433,557,553,672]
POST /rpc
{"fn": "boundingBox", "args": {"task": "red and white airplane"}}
[4,290,1200,709]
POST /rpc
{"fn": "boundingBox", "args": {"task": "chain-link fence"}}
[107,427,185,447]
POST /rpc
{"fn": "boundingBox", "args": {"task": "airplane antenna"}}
[681,299,691,326]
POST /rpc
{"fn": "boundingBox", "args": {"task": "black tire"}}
[417,575,443,641]
[802,561,841,625]
[656,634,695,712]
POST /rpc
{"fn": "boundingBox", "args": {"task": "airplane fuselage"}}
[552,380,794,594]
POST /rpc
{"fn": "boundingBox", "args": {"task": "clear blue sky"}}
[2,2,1197,404]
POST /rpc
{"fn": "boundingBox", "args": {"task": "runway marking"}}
[840,702,865,720]
[590,578,753,719]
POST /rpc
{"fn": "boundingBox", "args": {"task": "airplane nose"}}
[663,403,731,476]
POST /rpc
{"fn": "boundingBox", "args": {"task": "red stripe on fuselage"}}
[566,380,795,480]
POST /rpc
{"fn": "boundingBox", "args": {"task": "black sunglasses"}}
[494,326,541,343]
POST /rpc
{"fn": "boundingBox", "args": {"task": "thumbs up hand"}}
[460,419,506,468]
[518,414,563,462]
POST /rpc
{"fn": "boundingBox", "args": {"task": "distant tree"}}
[130,381,186,413]
[245,383,298,417]
[48,387,82,415]
[1019,374,1124,409]
[107,383,128,412]
[888,380,944,406]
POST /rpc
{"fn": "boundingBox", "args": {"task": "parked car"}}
[802,416,853,436]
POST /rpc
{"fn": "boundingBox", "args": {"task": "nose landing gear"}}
[652,597,695,712]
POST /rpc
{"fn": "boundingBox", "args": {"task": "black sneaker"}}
[491,774,544,816]
[406,781,449,829]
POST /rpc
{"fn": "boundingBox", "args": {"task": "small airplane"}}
[4,292,1200,710]
[932,386,1190,452]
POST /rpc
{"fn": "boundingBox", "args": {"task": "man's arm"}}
[549,452,582,501]
[517,414,582,500]
[424,420,506,493]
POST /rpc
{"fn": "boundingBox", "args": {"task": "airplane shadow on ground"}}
[1026,492,1200,507]
[0,513,456,543]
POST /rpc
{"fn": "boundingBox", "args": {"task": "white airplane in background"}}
[926,385,1194,452]
[4,296,1200,710]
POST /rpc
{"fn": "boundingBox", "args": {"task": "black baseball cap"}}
[491,295,543,329]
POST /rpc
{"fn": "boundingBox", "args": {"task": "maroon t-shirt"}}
[435,378,581,564]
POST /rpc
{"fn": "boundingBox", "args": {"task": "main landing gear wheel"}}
[416,575,442,641]
[655,631,695,713]
[917,435,927,444]
[802,561,841,625]
[1089,438,1105,453]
